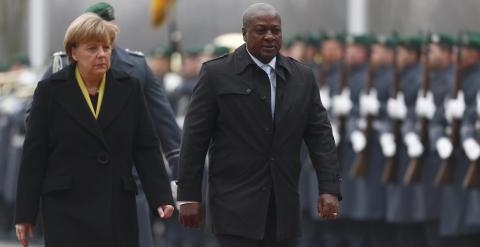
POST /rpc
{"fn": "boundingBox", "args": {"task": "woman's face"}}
[72,40,112,78]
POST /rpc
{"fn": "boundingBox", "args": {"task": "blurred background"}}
[2,0,480,68]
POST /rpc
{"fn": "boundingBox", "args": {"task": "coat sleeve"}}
[15,81,50,225]
[141,59,181,179]
[133,81,174,215]
[303,71,342,200]
[177,65,217,202]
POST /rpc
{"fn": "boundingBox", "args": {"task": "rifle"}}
[435,34,463,186]
[335,44,350,164]
[463,158,480,188]
[404,34,431,184]
[463,81,480,188]
[350,49,374,178]
[382,34,401,184]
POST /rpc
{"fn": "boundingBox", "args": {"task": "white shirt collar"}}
[246,47,276,70]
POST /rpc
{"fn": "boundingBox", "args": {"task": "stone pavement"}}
[0,240,42,247]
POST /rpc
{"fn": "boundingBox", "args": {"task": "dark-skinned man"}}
[176,3,341,247]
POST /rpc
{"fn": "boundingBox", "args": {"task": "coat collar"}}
[233,44,291,81]
[52,63,132,148]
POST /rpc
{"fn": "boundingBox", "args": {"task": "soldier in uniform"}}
[438,31,480,247]
[39,3,181,247]
[418,33,456,247]
[385,35,426,247]
[147,45,173,88]
[331,34,370,247]
[298,32,346,247]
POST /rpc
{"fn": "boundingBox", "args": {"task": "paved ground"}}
[0,240,42,247]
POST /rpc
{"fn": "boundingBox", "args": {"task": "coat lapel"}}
[54,64,107,147]
[273,56,293,125]
[97,69,132,130]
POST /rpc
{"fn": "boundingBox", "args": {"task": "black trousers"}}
[216,190,297,247]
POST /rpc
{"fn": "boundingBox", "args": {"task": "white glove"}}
[445,92,465,122]
[404,132,424,158]
[463,138,480,161]
[436,137,453,159]
[360,89,380,117]
[331,123,340,146]
[320,87,331,109]
[415,91,436,119]
[380,133,396,157]
[350,131,366,153]
[332,89,352,116]
[387,93,407,120]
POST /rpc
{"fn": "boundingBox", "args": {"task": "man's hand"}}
[179,202,201,228]
[157,205,175,219]
[15,223,33,247]
[317,194,339,220]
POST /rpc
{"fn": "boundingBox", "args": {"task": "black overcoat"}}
[15,64,174,247]
[177,44,340,240]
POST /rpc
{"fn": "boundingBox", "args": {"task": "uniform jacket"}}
[15,64,174,247]
[177,44,340,240]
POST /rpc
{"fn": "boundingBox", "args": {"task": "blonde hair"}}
[64,13,119,63]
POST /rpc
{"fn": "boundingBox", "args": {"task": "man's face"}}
[321,40,342,65]
[345,44,367,67]
[428,44,451,69]
[396,46,417,69]
[242,11,282,63]
[460,47,480,68]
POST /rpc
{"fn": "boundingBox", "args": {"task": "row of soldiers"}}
[289,31,480,247]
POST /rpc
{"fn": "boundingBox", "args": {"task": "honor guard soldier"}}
[418,32,457,247]
[438,31,480,247]
[385,35,426,247]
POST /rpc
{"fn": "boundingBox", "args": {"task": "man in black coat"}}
[177,3,341,246]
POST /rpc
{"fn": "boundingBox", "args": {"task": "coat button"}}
[97,152,109,165]
[246,88,252,94]
[261,95,267,100]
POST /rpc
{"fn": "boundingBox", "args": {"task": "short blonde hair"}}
[64,13,119,63]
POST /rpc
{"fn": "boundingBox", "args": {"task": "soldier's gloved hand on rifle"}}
[320,87,331,110]
[380,133,396,157]
[463,138,480,161]
[350,130,366,153]
[387,93,407,120]
[445,91,465,122]
[436,137,453,159]
[331,123,340,146]
[404,132,424,158]
[360,89,380,117]
[415,90,436,119]
[332,88,352,116]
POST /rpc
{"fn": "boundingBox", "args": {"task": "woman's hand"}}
[15,223,34,247]
[157,205,175,219]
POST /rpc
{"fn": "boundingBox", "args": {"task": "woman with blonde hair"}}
[14,13,174,247]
